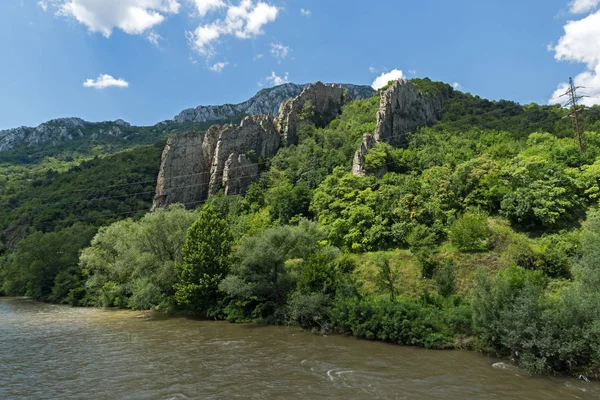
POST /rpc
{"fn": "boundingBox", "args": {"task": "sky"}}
[0,0,599,130]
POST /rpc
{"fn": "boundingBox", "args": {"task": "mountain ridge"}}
[0,83,375,153]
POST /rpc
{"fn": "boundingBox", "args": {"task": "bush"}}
[434,260,456,297]
[448,211,491,252]
[286,291,332,331]
[331,295,471,349]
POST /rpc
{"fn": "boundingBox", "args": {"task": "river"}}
[1,297,598,399]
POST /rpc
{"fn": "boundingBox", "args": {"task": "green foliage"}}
[0,223,96,302]
[434,260,456,297]
[407,224,439,278]
[375,256,400,301]
[331,294,471,349]
[472,212,600,378]
[448,211,491,252]
[81,205,197,310]
[220,220,325,322]
[363,143,394,173]
[0,144,163,251]
[174,206,233,316]
[410,78,454,98]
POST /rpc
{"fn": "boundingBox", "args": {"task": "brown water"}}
[1,298,598,399]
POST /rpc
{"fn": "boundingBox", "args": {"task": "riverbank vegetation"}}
[2,79,600,378]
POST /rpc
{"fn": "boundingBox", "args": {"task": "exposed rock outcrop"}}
[276,82,346,146]
[352,80,451,176]
[154,82,363,209]
[153,115,279,209]
[151,129,215,210]
[173,83,375,124]
[208,115,280,196]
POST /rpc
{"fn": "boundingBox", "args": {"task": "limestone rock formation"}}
[151,129,216,210]
[208,114,280,195]
[352,80,451,176]
[276,82,347,146]
[222,154,259,196]
[153,82,363,209]
[153,115,279,209]
[173,83,375,124]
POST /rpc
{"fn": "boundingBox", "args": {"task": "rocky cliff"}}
[276,82,346,146]
[352,80,451,176]
[154,82,360,209]
[173,83,374,124]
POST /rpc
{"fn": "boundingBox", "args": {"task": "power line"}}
[561,77,586,153]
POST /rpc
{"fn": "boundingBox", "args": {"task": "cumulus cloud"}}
[265,71,289,86]
[368,66,377,73]
[41,0,180,37]
[270,42,290,60]
[569,0,600,13]
[300,8,311,16]
[188,0,279,56]
[453,82,462,90]
[190,0,225,16]
[371,69,404,90]
[209,61,229,72]
[549,8,600,106]
[83,74,130,90]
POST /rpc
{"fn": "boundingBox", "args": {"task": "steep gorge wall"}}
[352,80,451,176]
[153,82,351,209]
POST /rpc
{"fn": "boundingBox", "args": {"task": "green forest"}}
[2,78,600,378]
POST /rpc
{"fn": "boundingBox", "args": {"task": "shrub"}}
[448,211,491,252]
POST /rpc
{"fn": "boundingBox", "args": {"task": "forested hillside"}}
[2,78,600,377]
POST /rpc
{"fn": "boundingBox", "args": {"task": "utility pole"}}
[561,77,586,153]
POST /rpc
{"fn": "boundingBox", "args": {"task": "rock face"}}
[0,118,85,151]
[152,115,280,209]
[0,118,138,152]
[352,80,451,176]
[276,82,346,146]
[154,82,365,209]
[173,83,375,124]
[152,130,213,210]
[208,114,280,196]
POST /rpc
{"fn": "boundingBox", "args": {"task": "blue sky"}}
[0,0,599,130]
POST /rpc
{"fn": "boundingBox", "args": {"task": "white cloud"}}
[270,42,290,60]
[190,0,225,16]
[549,9,600,106]
[569,0,600,13]
[43,0,180,38]
[188,0,279,56]
[553,10,600,68]
[408,69,417,75]
[265,71,289,86]
[369,66,377,73]
[453,82,462,90]
[371,69,404,90]
[209,61,229,72]
[300,8,311,16]
[147,31,162,46]
[549,64,600,106]
[83,74,130,90]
